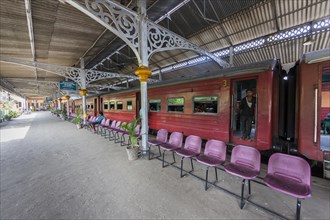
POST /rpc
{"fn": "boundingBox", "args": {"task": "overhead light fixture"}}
[303,37,314,46]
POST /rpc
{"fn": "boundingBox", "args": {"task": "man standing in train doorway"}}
[240,88,256,140]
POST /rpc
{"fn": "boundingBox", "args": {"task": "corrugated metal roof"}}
[0,0,329,97]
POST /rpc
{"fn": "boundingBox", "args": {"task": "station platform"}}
[1,112,329,220]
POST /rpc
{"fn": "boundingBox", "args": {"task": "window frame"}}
[167,97,185,113]
[149,99,162,112]
[192,95,219,115]
[103,102,109,110]
[116,101,123,110]
[109,101,115,110]
[127,100,133,111]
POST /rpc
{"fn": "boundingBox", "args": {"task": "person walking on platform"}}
[240,88,256,140]
[89,111,104,132]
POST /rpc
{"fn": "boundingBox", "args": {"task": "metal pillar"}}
[58,99,62,110]
[137,0,149,155]
[80,58,88,125]
[65,95,70,118]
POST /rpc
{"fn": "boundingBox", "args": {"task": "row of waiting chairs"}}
[86,116,141,146]
[148,129,311,220]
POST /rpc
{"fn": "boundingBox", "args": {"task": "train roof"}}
[302,48,330,64]
[94,59,278,97]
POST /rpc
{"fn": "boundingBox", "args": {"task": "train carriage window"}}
[149,99,161,112]
[167,97,184,112]
[193,96,218,114]
[103,102,109,110]
[127,101,133,111]
[117,101,123,110]
[110,101,115,110]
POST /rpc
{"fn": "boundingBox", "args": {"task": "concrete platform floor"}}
[1,112,329,220]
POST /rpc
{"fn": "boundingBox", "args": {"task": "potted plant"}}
[120,117,141,160]
[71,109,83,129]
[60,109,67,120]
[54,109,61,117]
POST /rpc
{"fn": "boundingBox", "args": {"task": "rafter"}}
[62,0,229,68]
[0,78,24,97]
[0,57,157,87]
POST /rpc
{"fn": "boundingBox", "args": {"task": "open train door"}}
[230,78,257,144]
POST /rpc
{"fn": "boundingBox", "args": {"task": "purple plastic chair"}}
[264,153,311,220]
[87,116,96,131]
[148,129,168,160]
[175,135,202,177]
[99,119,110,136]
[114,122,126,143]
[106,120,116,139]
[109,121,121,141]
[95,118,106,134]
[196,140,227,190]
[224,145,260,209]
[159,132,183,168]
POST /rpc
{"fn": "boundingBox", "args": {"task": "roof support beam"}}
[0,79,24,98]
[62,0,229,68]
[0,58,158,87]
[24,0,39,93]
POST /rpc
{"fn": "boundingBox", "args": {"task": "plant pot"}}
[126,146,139,161]
[76,124,82,129]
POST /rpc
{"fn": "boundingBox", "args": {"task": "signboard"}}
[45,97,53,103]
[59,81,77,91]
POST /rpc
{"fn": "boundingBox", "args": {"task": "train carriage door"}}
[231,79,257,143]
[94,98,98,115]
[320,68,330,151]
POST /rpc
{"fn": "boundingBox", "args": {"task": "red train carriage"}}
[70,49,329,162]
[297,49,330,161]
[147,60,279,152]
[101,91,137,122]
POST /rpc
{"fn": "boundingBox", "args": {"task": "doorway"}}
[320,70,330,151]
[231,79,257,141]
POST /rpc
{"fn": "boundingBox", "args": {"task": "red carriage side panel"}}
[297,62,326,161]
[148,78,230,142]
[255,70,274,151]
[101,92,137,122]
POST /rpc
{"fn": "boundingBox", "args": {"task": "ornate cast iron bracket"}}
[64,0,229,68]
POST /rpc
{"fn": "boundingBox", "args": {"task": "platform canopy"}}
[0,0,329,98]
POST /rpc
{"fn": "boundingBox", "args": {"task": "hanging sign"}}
[59,81,77,91]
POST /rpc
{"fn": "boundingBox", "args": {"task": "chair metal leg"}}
[205,166,209,191]
[248,180,251,195]
[162,150,176,168]
[158,146,161,157]
[120,134,125,146]
[215,167,218,182]
[296,198,301,220]
[148,146,151,160]
[148,145,162,160]
[180,157,184,178]
[162,150,166,168]
[190,158,194,171]
[240,179,246,209]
